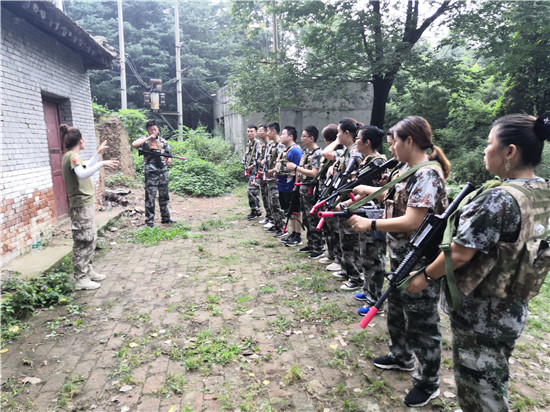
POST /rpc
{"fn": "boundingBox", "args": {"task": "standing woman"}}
[407,114,550,411]
[351,126,389,315]
[61,124,119,290]
[349,116,450,407]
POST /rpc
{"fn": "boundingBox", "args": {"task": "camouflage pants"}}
[260,180,272,221]
[145,168,170,224]
[300,191,324,253]
[247,174,261,212]
[323,213,341,261]
[70,205,97,280]
[267,180,284,230]
[386,257,442,393]
[449,292,528,412]
[359,233,386,305]
[338,219,362,282]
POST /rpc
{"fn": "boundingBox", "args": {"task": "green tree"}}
[229,0,467,127]
[64,1,241,129]
[445,1,550,116]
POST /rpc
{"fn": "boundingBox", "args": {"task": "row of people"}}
[244,114,550,410]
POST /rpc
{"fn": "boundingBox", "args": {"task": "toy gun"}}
[138,148,185,161]
[282,184,302,234]
[359,182,476,329]
[310,158,398,216]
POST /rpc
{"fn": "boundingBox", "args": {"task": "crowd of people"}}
[242,115,550,410]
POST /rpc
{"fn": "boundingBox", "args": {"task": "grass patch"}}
[198,217,233,231]
[158,373,187,398]
[170,328,254,374]
[57,375,84,408]
[130,223,191,246]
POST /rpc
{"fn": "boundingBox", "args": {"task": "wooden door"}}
[43,99,68,219]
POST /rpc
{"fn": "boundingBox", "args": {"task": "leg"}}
[70,205,97,280]
[158,169,171,222]
[145,169,159,225]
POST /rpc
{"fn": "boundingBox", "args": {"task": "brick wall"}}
[1,7,102,264]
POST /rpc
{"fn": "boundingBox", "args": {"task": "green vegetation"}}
[1,258,74,345]
[57,375,84,407]
[170,329,253,374]
[130,223,192,247]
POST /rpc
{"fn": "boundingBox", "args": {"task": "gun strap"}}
[396,265,428,290]
[348,161,439,212]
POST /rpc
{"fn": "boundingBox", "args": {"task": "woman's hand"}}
[102,159,119,169]
[406,272,429,294]
[347,215,370,232]
[97,140,108,154]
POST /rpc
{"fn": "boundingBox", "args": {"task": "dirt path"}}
[1,186,548,412]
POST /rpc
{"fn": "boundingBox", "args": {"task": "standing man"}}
[275,125,303,242]
[243,125,262,219]
[286,125,323,255]
[132,119,175,227]
[256,124,272,225]
[265,122,286,235]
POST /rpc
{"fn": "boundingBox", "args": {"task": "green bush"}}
[116,109,148,142]
[92,102,110,122]
[448,147,493,186]
[1,270,74,344]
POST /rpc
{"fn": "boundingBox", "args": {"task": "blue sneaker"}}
[355,292,368,301]
[358,305,384,316]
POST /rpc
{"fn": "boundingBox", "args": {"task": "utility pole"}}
[174,0,183,141]
[118,0,127,109]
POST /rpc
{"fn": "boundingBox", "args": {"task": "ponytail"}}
[429,145,450,179]
[60,124,82,149]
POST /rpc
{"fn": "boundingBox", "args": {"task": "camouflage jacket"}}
[385,162,448,259]
[453,178,550,300]
[143,136,171,172]
[244,139,262,174]
[298,146,322,185]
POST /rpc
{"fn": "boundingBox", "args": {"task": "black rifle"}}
[282,185,302,234]
[310,158,397,216]
[359,182,476,328]
[138,148,186,161]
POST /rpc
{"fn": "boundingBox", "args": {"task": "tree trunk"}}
[370,75,394,128]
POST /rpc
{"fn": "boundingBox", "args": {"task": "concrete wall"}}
[213,82,373,153]
[1,7,100,264]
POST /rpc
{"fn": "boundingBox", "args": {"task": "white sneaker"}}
[259,218,268,224]
[326,262,342,271]
[263,222,273,229]
[75,278,101,290]
[318,256,333,264]
[89,270,106,281]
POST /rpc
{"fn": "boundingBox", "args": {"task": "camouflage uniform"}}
[319,146,346,261]
[70,205,97,280]
[357,155,388,304]
[244,139,262,213]
[446,178,550,412]
[335,146,364,283]
[298,146,323,253]
[143,137,172,225]
[266,141,286,231]
[384,163,448,394]
[258,140,272,221]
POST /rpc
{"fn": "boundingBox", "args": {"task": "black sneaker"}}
[403,387,440,407]
[161,219,177,224]
[280,233,296,243]
[373,354,415,371]
[247,212,258,220]
[299,245,311,253]
[340,280,361,291]
[266,226,277,232]
[146,222,154,227]
[274,231,289,238]
[308,251,324,259]
[285,237,303,247]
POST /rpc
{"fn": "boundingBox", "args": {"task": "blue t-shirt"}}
[277,145,303,192]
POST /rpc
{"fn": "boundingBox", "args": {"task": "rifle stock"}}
[359,182,476,329]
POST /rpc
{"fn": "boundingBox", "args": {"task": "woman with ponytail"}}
[61,124,119,290]
[348,115,449,407]
[407,114,550,411]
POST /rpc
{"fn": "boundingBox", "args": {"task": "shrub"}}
[92,102,110,122]
[116,109,148,142]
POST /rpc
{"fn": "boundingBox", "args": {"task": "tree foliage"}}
[64,1,242,129]
[229,0,467,127]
